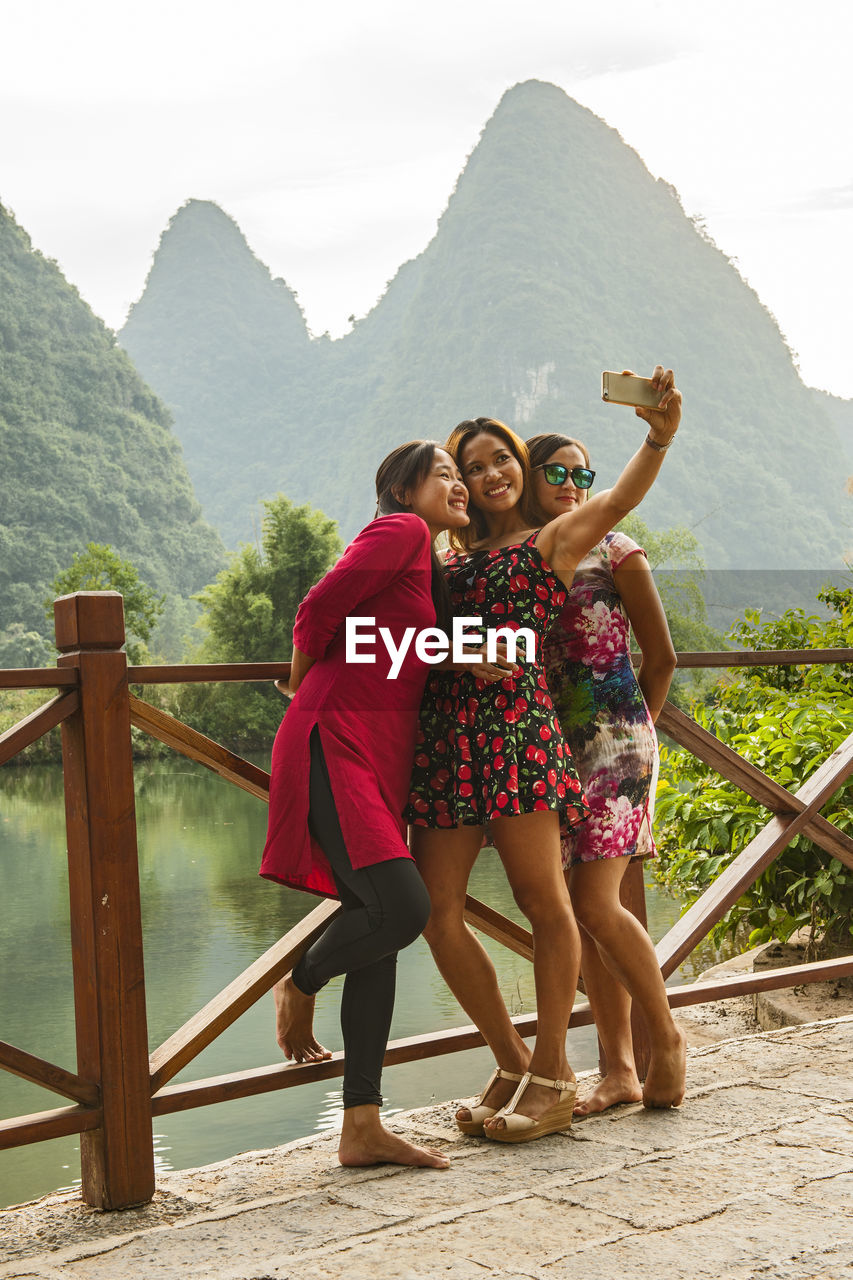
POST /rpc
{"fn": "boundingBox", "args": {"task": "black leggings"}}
[292,727,431,1109]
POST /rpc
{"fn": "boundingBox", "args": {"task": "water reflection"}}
[0,757,711,1209]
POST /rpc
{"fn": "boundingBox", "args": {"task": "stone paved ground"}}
[1,1015,852,1280]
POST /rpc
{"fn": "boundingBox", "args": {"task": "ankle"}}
[342,1103,382,1134]
[599,1059,639,1081]
[649,1019,684,1049]
[490,1040,531,1075]
[527,1059,573,1085]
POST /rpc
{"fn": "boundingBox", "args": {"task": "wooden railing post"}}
[55,591,154,1209]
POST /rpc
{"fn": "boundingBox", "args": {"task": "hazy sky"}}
[2,0,851,395]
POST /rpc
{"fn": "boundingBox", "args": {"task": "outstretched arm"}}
[536,365,681,581]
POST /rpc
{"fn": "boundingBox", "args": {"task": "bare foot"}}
[643,1025,687,1108]
[573,1069,642,1117]
[273,974,331,1063]
[339,1106,449,1169]
[483,1067,576,1135]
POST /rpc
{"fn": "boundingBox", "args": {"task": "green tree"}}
[614,513,726,707]
[177,496,342,749]
[149,594,201,662]
[47,543,165,664]
[614,509,722,645]
[0,624,53,668]
[615,513,723,654]
[653,584,853,955]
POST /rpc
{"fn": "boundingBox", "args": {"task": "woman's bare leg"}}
[485,810,579,1132]
[412,824,531,1120]
[570,858,686,1108]
[572,917,641,1115]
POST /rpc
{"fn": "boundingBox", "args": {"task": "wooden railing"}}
[1,591,852,1209]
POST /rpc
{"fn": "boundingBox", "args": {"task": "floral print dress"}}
[406,533,590,829]
[542,530,659,868]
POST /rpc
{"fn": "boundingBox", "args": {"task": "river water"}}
[0,757,714,1210]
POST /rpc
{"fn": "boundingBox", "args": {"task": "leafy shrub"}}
[653,584,853,955]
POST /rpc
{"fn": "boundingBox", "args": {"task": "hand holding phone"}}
[602,366,682,443]
[601,371,663,409]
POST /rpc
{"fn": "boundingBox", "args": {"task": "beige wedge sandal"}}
[485,1071,577,1143]
[455,1067,524,1136]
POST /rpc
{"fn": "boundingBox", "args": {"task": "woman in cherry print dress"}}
[407,366,682,1143]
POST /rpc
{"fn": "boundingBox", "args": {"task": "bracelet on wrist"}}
[645,432,674,452]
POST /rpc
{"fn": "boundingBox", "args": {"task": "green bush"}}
[653,584,853,955]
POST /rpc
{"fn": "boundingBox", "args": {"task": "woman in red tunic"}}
[261,440,489,1170]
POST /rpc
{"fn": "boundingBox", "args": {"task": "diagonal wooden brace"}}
[0,1039,99,1107]
[0,690,80,766]
[655,727,853,978]
[129,694,271,802]
[148,899,340,1093]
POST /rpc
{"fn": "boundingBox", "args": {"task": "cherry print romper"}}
[406,533,590,829]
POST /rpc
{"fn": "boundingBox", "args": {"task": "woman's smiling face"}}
[532,444,591,521]
[407,447,469,537]
[459,431,525,515]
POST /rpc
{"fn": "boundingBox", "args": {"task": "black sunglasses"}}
[534,463,596,489]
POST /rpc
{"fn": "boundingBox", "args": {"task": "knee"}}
[386,869,431,950]
[420,895,467,953]
[570,888,609,937]
[406,874,432,940]
[512,883,573,933]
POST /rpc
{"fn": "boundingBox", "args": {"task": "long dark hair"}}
[374,440,454,632]
[526,432,591,469]
[526,432,591,523]
[443,417,539,551]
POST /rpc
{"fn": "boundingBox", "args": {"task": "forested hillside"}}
[120,80,851,569]
[120,200,317,544]
[0,203,224,651]
[815,389,853,473]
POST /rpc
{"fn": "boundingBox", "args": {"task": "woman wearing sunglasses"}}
[406,365,681,1143]
[261,440,473,1171]
[527,432,686,1115]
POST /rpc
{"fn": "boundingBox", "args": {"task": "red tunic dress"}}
[260,512,435,898]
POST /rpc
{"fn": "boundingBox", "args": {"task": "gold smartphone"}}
[601,371,662,410]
